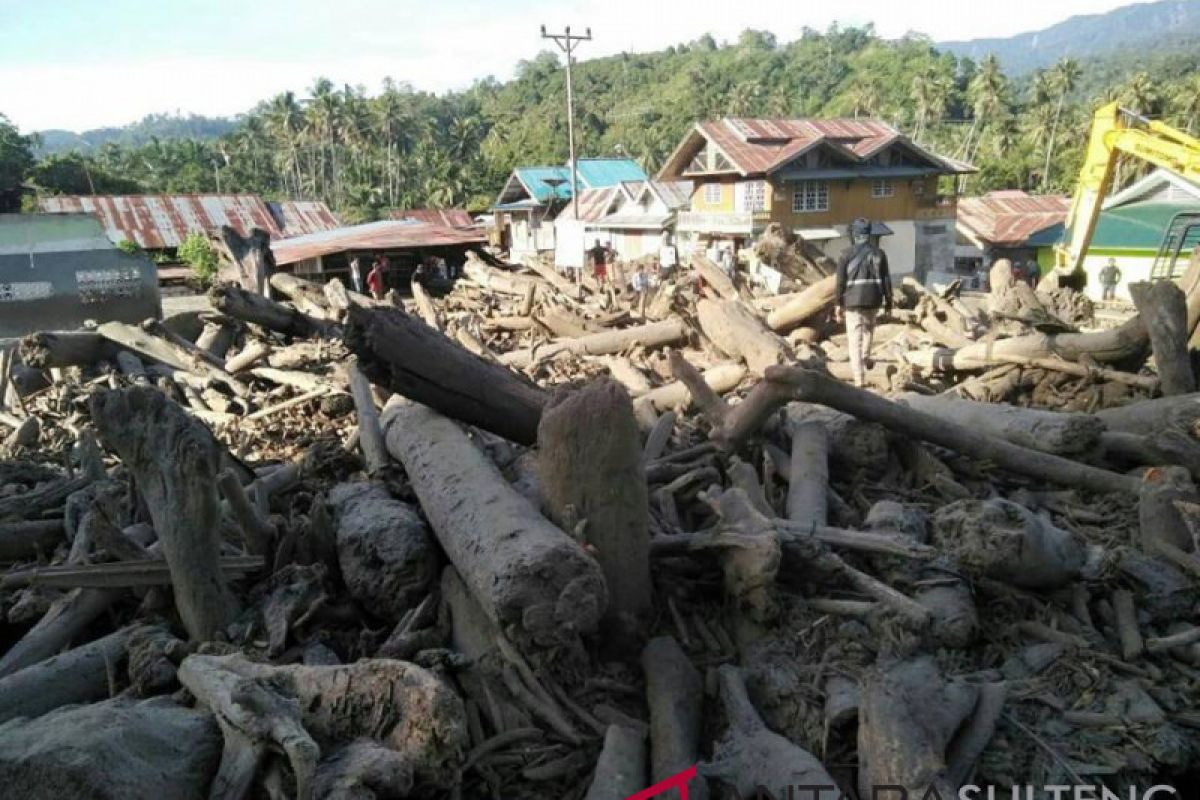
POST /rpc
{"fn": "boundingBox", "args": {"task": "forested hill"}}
[35,113,236,155]
[9,7,1200,217]
[937,0,1200,75]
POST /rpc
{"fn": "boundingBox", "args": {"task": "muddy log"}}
[500,318,690,369]
[217,225,273,294]
[347,304,548,445]
[1131,280,1196,396]
[382,399,607,646]
[91,387,237,641]
[642,636,709,800]
[693,254,739,300]
[899,393,1105,455]
[765,274,838,332]
[18,330,112,368]
[463,254,541,296]
[697,298,791,376]
[209,285,336,340]
[632,363,747,415]
[0,697,223,800]
[538,378,652,637]
[345,357,388,474]
[681,362,1141,495]
[0,519,64,562]
[269,272,338,321]
[785,419,829,529]
[0,627,136,725]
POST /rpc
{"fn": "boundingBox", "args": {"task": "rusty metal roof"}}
[554,187,619,223]
[957,192,1072,247]
[270,220,486,266]
[37,194,282,249]
[660,118,973,179]
[267,200,341,238]
[387,208,477,229]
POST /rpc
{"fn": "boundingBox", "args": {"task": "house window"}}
[704,183,723,205]
[871,179,894,198]
[791,181,829,213]
[738,181,766,212]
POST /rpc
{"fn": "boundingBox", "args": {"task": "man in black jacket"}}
[835,218,892,387]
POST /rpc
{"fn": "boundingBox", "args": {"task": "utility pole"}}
[540,24,591,221]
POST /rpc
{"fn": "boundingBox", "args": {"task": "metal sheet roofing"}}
[1089,201,1199,251]
[267,200,341,238]
[37,194,282,249]
[555,187,618,223]
[958,192,1072,247]
[660,118,973,179]
[515,167,575,203]
[574,158,648,188]
[270,220,485,266]
[388,208,476,228]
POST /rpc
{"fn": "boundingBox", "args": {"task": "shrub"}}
[178,232,218,286]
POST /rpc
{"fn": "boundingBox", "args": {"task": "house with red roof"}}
[658,117,973,278]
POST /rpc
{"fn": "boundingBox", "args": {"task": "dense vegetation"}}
[5,24,1200,218]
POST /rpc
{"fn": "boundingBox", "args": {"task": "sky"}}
[0,0,1142,133]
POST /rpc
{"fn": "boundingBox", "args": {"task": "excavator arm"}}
[1055,102,1200,276]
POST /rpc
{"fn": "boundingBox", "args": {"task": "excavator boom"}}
[1056,102,1200,277]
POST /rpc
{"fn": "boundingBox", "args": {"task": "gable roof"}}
[659,118,973,180]
[271,220,485,266]
[1105,168,1200,209]
[495,159,648,210]
[388,208,477,228]
[555,187,620,223]
[957,191,1072,248]
[267,200,341,238]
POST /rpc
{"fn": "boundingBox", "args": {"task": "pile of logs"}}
[1,236,1200,799]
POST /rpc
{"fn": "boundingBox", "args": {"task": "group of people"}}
[348,253,454,300]
[1007,259,1043,288]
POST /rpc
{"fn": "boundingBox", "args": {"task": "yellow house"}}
[657,118,973,278]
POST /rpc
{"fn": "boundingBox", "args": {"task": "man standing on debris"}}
[589,238,609,286]
[1100,257,1122,301]
[835,218,892,388]
[1025,259,1041,289]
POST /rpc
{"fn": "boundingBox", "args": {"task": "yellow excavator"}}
[1054,102,1200,285]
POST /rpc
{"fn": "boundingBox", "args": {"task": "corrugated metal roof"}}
[660,118,972,179]
[647,180,693,211]
[515,167,574,203]
[555,187,618,223]
[267,200,341,238]
[38,194,282,249]
[575,158,648,188]
[388,208,476,228]
[958,192,1072,247]
[270,220,485,266]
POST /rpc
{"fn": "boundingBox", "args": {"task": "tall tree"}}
[1041,58,1081,190]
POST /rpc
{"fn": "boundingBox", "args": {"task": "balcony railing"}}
[676,211,771,234]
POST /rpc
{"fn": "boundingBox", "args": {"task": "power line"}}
[540,24,591,221]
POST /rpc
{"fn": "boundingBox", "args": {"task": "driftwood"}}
[345,357,388,473]
[765,274,838,332]
[899,393,1105,455]
[210,285,336,339]
[1132,280,1196,396]
[91,387,237,640]
[500,318,690,369]
[217,225,274,294]
[693,254,739,300]
[584,726,647,800]
[0,626,135,724]
[538,377,651,640]
[0,519,64,562]
[383,399,607,647]
[632,363,747,416]
[674,357,1141,495]
[642,636,709,800]
[697,298,791,375]
[347,304,548,445]
[785,419,828,529]
[19,330,111,368]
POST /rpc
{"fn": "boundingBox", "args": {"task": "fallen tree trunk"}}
[347,304,548,445]
[1132,280,1196,396]
[91,387,237,641]
[383,399,607,647]
[209,285,336,339]
[463,255,541,296]
[693,254,738,300]
[217,225,273,294]
[673,358,1141,495]
[538,378,651,638]
[899,393,1105,455]
[500,318,690,369]
[269,273,337,321]
[0,519,64,562]
[642,636,709,800]
[346,358,388,474]
[0,626,136,725]
[631,363,747,413]
[1096,393,1200,436]
[765,275,837,332]
[697,298,791,376]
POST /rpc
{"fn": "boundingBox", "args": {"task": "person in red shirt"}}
[367,255,386,299]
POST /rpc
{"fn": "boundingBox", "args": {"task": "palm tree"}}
[265,92,304,196]
[846,81,881,118]
[1041,58,1081,190]
[911,67,951,141]
[1170,74,1200,134]
[1119,72,1160,116]
[963,55,1009,164]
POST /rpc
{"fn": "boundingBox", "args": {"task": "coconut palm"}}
[1041,58,1081,190]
